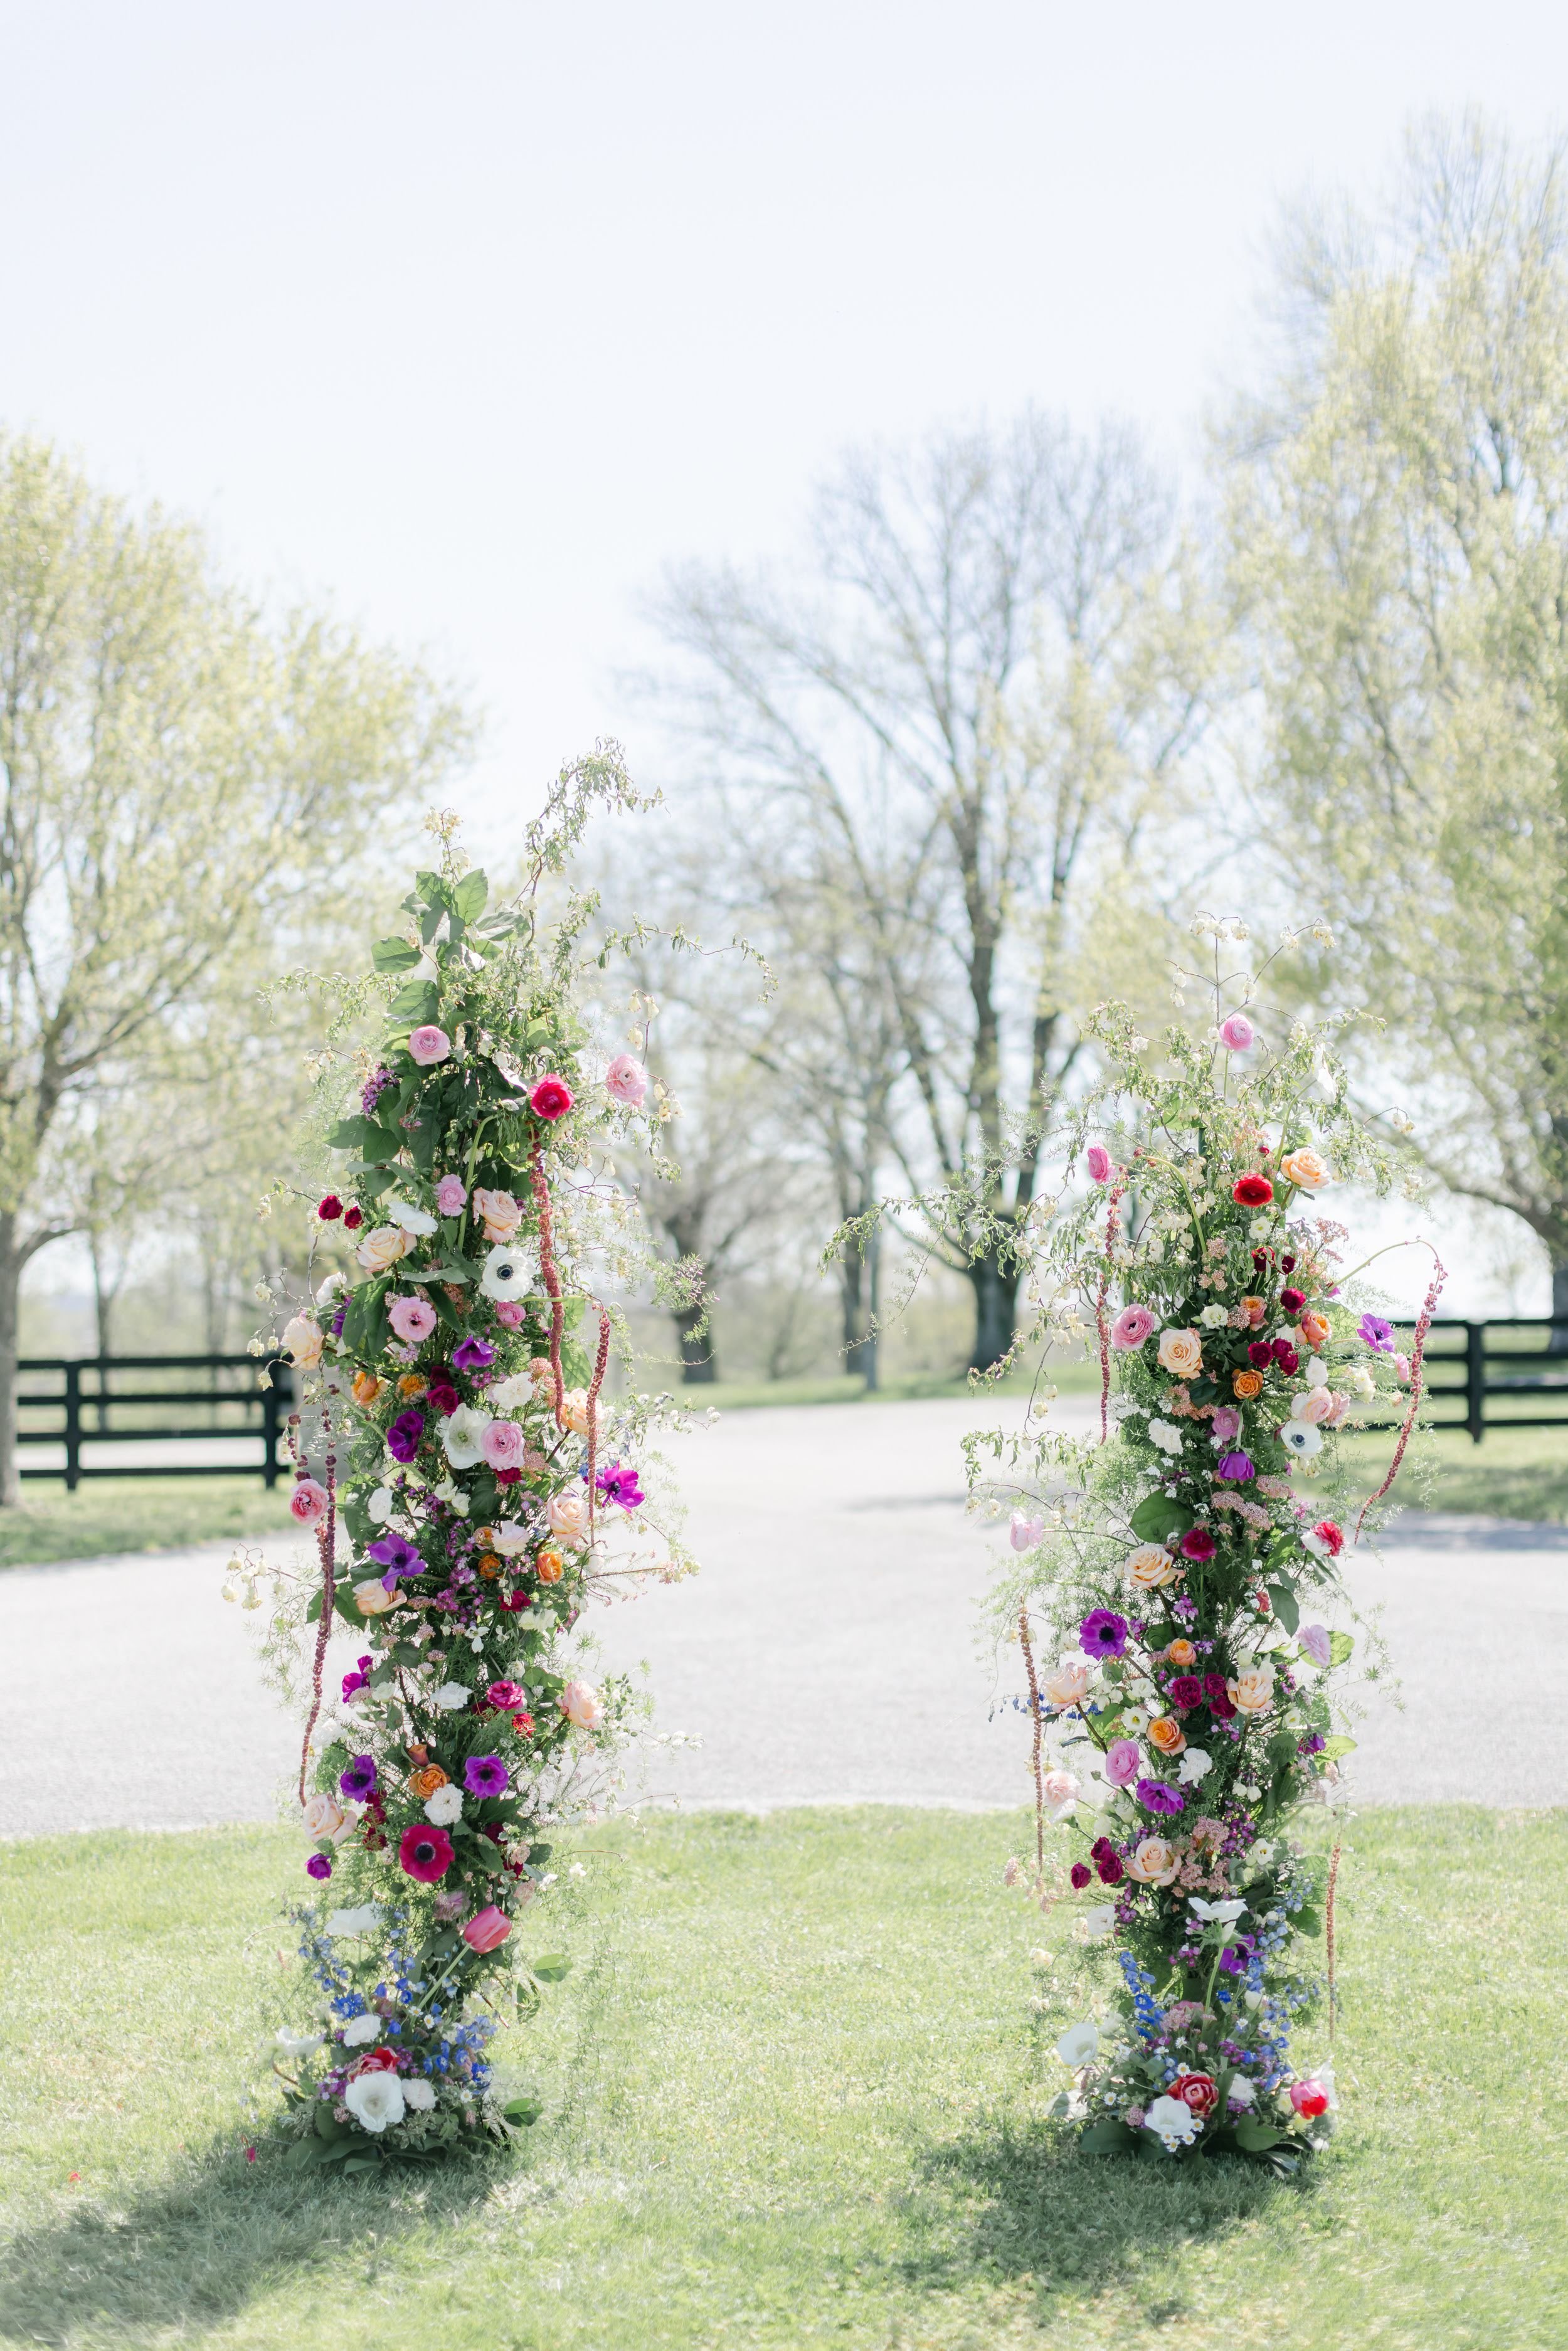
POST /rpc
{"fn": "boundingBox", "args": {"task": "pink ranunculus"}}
[492,1299,526,1329]
[605,1054,648,1108]
[435,1174,467,1216]
[388,1294,438,1345]
[461,1903,512,1954]
[290,1478,329,1527]
[1210,1404,1242,1445]
[408,1025,451,1067]
[1105,1738,1142,1788]
[1111,1305,1157,1351]
[1086,1144,1113,1184]
[481,1420,526,1472]
[1219,1014,1254,1051]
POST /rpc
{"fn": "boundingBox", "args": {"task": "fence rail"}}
[14,1354,290,1488]
[1397,1316,1568,1443]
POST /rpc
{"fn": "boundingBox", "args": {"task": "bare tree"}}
[642,410,1216,1366]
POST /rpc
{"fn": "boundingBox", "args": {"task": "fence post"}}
[262,1358,281,1488]
[65,1361,82,1490]
[1466,1321,1485,1445]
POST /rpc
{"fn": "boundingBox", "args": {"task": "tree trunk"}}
[0,1214,21,1506]
[674,1299,718,1383]
[840,1228,879,1391]
[967,1248,1019,1374]
[1551,1260,1568,1353]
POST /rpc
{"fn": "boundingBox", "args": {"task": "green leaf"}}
[1264,1582,1300,1634]
[314,2104,349,2141]
[451,870,489,922]
[502,2095,543,2128]
[386,977,441,1028]
[1322,1734,1357,1761]
[1234,2115,1290,2152]
[1328,1630,1355,1667]
[342,2153,382,2173]
[1189,1377,1219,1404]
[1079,2116,1136,2154]
[1292,1906,1323,1939]
[327,1116,381,1153]
[1130,1494,1193,1542]
[531,1953,572,1983]
[415,869,452,910]
[371,937,423,974]
[341,1276,391,1358]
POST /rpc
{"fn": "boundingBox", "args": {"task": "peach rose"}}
[559,1678,603,1729]
[1293,1386,1335,1426]
[408,1764,449,1800]
[561,1388,593,1436]
[356,1224,413,1273]
[1229,1665,1276,1714]
[1281,1148,1329,1190]
[302,1791,347,1840]
[1240,1295,1268,1329]
[1125,1837,1179,1886]
[1044,1659,1093,1707]
[1232,1369,1264,1400]
[472,1187,523,1243]
[352,1578,398,1615]
[282,1315,324,1369]
[397,1371,428,1400]
[1148,1714,1187,1757]
[546,1490,590,1547]
[1157,1328,1204,1379]
[1298,1310,1331,1350]
[351,1370,385,1408]
[1125,1544,1183,1591]
[1166,1638,1197,1668]
[534,1547,565,1584]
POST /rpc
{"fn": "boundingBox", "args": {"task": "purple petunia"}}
[1135,1777,1185,1816]
[1358,1313,1395,1354]
[367,1531,423,1588]
[463,1754,509,1799]
[452,1334,495,1373]
[1216,1450,1254,1482]
[339,1753,378,1799]
[1079,1608,1129,1658]
[386,1408,425,1463]
[595,1459,646,1509]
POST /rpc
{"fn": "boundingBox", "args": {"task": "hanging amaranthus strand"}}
[1019,1604,1046,1879]
[585,1304,612,1530]
[294,1406,339,1806]
[1354,1249,1446,1542]
[1325,1841,1342,2043]
[1095,1174,1128,1443]
[529,1138,567,1428]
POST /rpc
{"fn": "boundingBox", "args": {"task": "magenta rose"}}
[1111,1304,1157,1351]
[1105,1738,1142,1788]
[408,1025,451,1067]
[530,1075,574,1121]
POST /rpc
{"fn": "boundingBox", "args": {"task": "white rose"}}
[401,2075,437,2111]
[341,2013,381,2047]
[442,1404,493,1469]
[1056,2020,1099,2067]
[432,1682,472,1711]
[423,1781,464,1825]
[488,1372,534,1410]
[344,2070,406,2133]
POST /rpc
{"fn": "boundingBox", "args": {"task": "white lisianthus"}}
[1081,1904,1117,1942]
[1199,1303,1230,1329]
[1147,1418,1184,1457]
[423,1782,464,1825]
[1146,2093,1200,2150]
[274,2029,324,2061]
[1056,2020,1099,2066]
[325,1904,382,1937]
[442,1404,493,1468]
[1305,1354,1329,1388]
[1188,1896,1248,1924]
[433,1476,472,1517]
[383,1196,439,1236]
[401,2076,437,2111]
[432,1682,472,1711]
[341,2013,381,2047]
[488,1372,534,1409]
[1176,1747,1212,1784]
[344,2071,406,2133]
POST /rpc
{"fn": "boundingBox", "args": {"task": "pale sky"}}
[5,0,1568,852]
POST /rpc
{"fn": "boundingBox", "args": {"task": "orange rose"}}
[408,1765,449,1800]
[398,1372,429,1401]
[535,1548,564,1584]
[1233,1369,1264,1399]
[351,1370,384,1408]
[1166,1638,1197,1668]
[1298,1310,1331,1349]
[1148,1714,1187,1756]
[477,1552,502,1580]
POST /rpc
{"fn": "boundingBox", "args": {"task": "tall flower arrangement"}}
[251,779,695,2165]
[978,946,1435,2170]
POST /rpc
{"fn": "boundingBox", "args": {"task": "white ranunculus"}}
[488,1372,534,1409]
[1147,1417,1184,1457]
[1199,1303,1230,1329]
[424,1781,464,1825]
[341,2012,381,2046]
[1176,1747,1213,1784]
[442,1404,493,1468]
[273,2029,324,2061]
[325,1904,382,1937]
[383,1196,438,1236]
[1146,2093,1200,2150]
[401,2075,437,2111]
[480,1243,538,1301]
[1056,2020,1099,2067]
[432,1681,472,1711]
[344,2069,406,2133]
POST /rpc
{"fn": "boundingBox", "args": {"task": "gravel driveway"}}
[3,1397,1563,1837]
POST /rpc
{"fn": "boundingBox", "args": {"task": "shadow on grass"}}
[896,2112,1313,2325]
[0,2133,504,2348]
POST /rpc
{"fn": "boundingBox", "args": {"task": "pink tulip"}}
[461,1904,513,1954]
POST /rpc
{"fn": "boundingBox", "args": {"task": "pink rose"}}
[1041,1769,1080,1810]
[481,1420,526,1472]
[388,1295,438,1344]
[290,1478,329,1527]
[461,1903,512,1954]
[1105,1738,1142,1788]
[1210,1405,1242,1444]
[472,1187,522,1243]
[492,1300,526,1329]
[605,1054,648,1108]
[1111,1304,1157,1351]
[1086,1144,1113,1184]
[1219,1014,1254,1051]
[408,1025,451,1067]
[435,1174,467,1216]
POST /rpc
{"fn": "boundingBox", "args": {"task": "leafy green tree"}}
[1227,117,1568,1317]
[0,433,472,1499]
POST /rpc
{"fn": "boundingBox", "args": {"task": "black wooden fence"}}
[16,1354,290,1489]
[1396,1316,1568,1443]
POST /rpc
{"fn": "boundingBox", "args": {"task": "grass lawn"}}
[1,1807,1562,2350]
[0,1478,296,1571]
